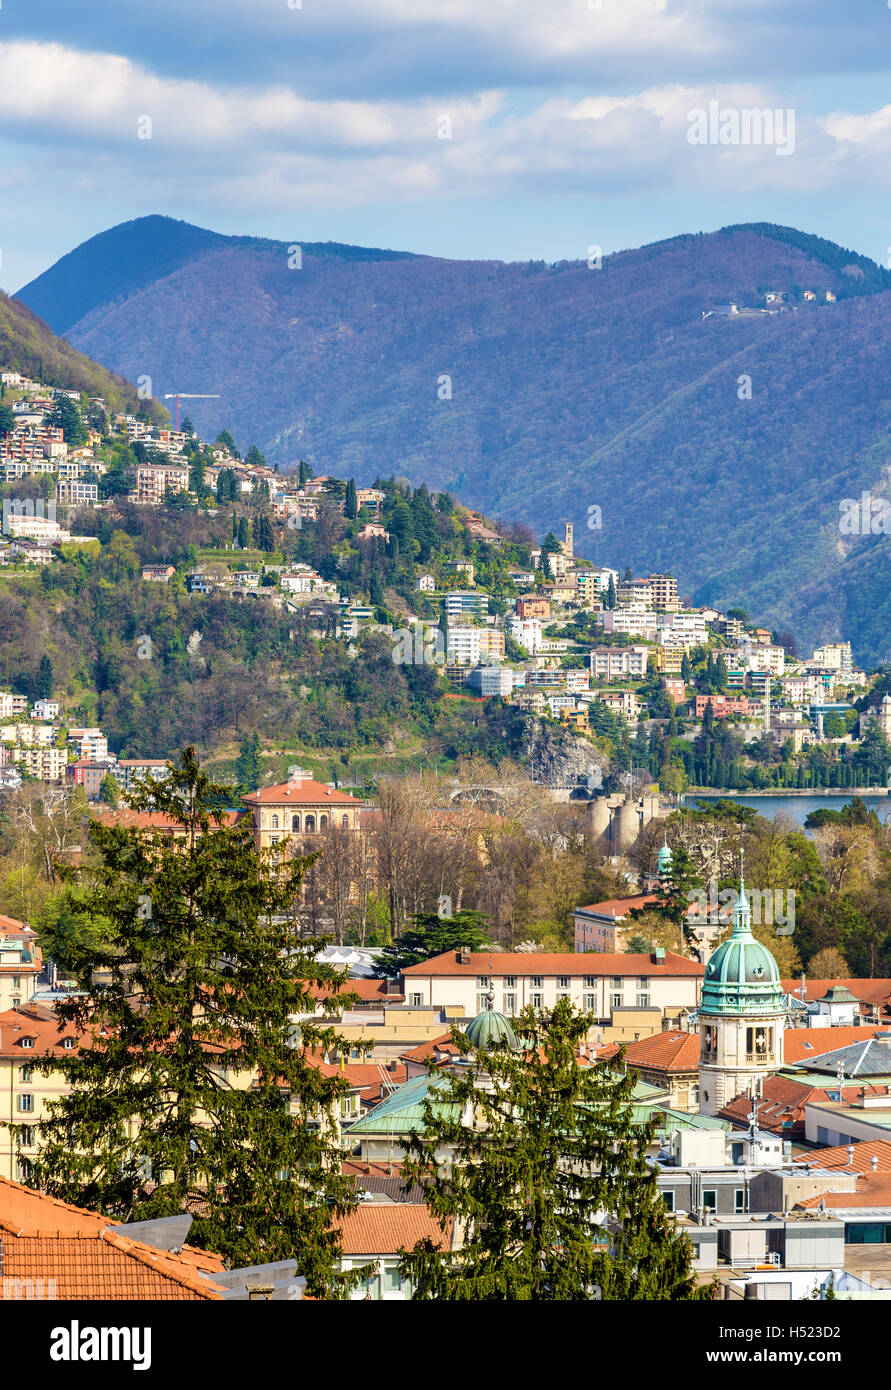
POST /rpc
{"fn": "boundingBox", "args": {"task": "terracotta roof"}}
[796,1176,891,1210]
[399,1033,459,1065]
[620,1031,701,1073]
[243,780,361,807]
[575,895,656,917]
[342,1159,405,1178]
[0,914,31,936]
[402,950,704,977]
[303,1051,407,1103]
[784,1026,890,1064]
[797,1140,891,1173]
[0,1004,87,1059]
[93,808,243,832]
[717,1073,884,1139]
[782,978,891,1009]
[337,1204,451,1255]
[0,1177,225,1300]
[308,979,405,1005]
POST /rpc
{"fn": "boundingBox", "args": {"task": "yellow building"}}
[242,777,363,852]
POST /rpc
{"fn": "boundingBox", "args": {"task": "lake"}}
[687,792,891,827]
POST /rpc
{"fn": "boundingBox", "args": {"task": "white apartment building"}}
[4,515,70,543]
[0,694,28,720]
[596,689,639,723]
[657,611,709,649]
[600,609,658,640]
[589,645,649,680]
[445,626,505,665]
[811,642,853,673]
[401,950,703,1023]
[504,614,543,654]
[736,642,786,677]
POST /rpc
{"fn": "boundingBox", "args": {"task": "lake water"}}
[687,792,891,827]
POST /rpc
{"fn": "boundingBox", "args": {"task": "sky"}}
[3,0,891,290]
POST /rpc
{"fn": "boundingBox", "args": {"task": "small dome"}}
[657,843,673,875]
[701,883,783,1017]
[464,1008,520,1052]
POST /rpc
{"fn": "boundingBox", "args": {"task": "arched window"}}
[341,814,349,828]
[320,814,328,829]
[292,815,300,832]
[271,815,279,830]
[304,815,316,833]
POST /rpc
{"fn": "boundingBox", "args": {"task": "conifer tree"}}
[345,478,359,519]
[400,1000,708,1300]
[25,749,361,1294]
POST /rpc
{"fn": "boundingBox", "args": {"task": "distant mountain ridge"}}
[16,216,891,662]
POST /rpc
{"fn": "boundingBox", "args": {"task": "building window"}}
[410,993,423,1006]
[662,1190,675,1213]
[584,976,596,988]
[734,1189,745,1214]
[62,1037,75,1049]
[383,1265,402,1293]
[292,815,300,831]
[341,814,350,828]
[17,1094,34,1112]
[271,815,279,829]
[18,1126,34,1148]
[611,977,623,991]
[320,815,328,829]
[305,815,316,832]
[531,992,543,1009]
[557,976,570,989]
[15,1158,32,1182]
[703,1189,717,1211]
[504,993,516,1014]
[20,1037,34,1050]
[476,977,489,987]
[637,977,649,989]
[531,976,543,989]
[637,994,650,1008]
[504,976,517,989]
[584,992,595,1011]
[19,1065,32,1083]
[612,993,622,1009]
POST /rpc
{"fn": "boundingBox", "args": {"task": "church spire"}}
[733,848,751,937]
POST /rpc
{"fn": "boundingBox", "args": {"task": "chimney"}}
[847,1145,855,1165]
[871,1156,879,1172]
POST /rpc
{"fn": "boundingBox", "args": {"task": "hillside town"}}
[3,369,891,1309]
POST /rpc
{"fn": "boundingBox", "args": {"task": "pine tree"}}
[234,731,262,789]
[36,654,53,700]
[345,478,359,519]
[98,771,120,806]
[606,575,617,610]
[298,460,312,487]
[400,1000,708,1300]
[237,516,250,549]
[373,910,491,979]
[25,749,362,1294]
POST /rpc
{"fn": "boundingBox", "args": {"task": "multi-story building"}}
[442,590,488,620]
[242,777,364,853]
[466,666,516,696]
[31,700,60,721]
[647,573,679,611]
[617,580,654,609]
[588,645,649,680]
[694,694,752,719]
[129,463,190,505]
[3,514,70,544]
[55,480,98,506]
[9,747,67,783]
[69,759,117,797]
[0,723,55,748]
[445,625,505,665]
[0,918,41,1013]
[0,694,28,719]
[657,611,708,649]
[400,950,703,1023]
[504,614,543,654]
[600,609,658,640]
[115,759,171,794]
[515,596,551,620]
[596,689,639,724]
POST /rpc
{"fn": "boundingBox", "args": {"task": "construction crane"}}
[163,392,221,432]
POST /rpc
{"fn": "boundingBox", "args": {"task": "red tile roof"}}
[797,1140,891,1172]
[308,979,405,1005]
[796,1176,891,1210]
[575,895,655,917]
[619,1030,701,1073]
[0,1004,88,1059]
[782,978,891,1010]
[784,1026,890,1064]
[243,780,361,807]
[718,1075,887,1138]
[402,950,704,977]
[399,1033,459,1065]
[337,1204,451,1255]
[0,1177,225,1300]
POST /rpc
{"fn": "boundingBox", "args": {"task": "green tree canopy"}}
[373,909,491,978]
[400,999,708,1300]
[24,748,361,1293]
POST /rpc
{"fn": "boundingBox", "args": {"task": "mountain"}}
[0,289,166,423]
[17,216,891,662]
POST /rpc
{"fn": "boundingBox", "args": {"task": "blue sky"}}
[3,0,891,289]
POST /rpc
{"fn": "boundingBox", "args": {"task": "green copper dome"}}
[701,876,783,1018]
[657,843,673,875]
[464,1000,520,1052]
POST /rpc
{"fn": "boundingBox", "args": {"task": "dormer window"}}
[20,1036,34,1049]
[62,1037,75,1049]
